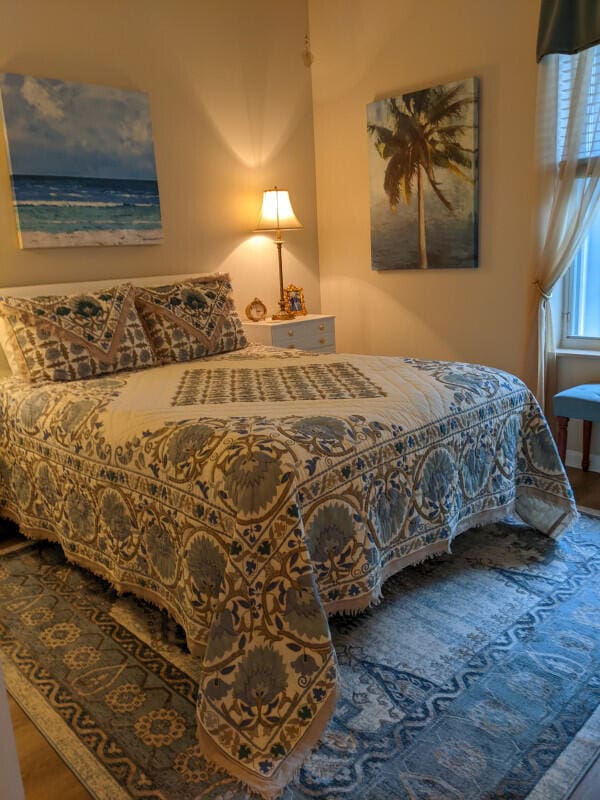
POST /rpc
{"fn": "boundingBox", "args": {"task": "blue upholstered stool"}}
[553,384,600,471]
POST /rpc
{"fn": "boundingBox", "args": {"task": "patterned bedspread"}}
[0,344,576,797]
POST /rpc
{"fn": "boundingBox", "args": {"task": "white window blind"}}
[557,45,600,161]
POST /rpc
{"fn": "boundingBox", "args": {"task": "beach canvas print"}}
[0,73,162,248]
[367,77,478,270]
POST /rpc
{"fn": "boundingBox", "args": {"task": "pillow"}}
[134,273,248,364]
[0,283,156,382]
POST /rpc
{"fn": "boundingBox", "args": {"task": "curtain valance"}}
[537,0,600,62]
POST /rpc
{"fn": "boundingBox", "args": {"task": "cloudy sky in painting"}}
[0,73,158,179]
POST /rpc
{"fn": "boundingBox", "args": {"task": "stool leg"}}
[556,416,569,465]
[582,420,592,472]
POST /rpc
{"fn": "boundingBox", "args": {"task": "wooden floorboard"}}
[1,469,599,800]
[8,699,93,800]
[566,466,600,511]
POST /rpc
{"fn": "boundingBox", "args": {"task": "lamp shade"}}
[255,187,303,231]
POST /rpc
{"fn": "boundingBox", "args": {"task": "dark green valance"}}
[537,0,600,62]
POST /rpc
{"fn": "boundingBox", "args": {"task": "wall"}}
[309,0,540,382]
[0,0,320,316]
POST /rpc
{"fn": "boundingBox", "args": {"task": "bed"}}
[0,275,577,798]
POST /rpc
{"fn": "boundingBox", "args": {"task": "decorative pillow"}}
[134,273,248,364]
[0,283,156,382]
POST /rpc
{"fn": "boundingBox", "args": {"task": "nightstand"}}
[242,314,336,354]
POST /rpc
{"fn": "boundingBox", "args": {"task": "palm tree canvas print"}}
[367,77,479,270]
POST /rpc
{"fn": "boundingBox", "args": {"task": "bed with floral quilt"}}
[0,341,577,797]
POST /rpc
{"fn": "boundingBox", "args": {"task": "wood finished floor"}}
[1,469,599,800]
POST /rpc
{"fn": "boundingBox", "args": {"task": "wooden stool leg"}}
[556,416,569,465]
[582,420,592,472]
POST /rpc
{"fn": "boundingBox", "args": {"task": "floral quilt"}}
[0,344,577,797]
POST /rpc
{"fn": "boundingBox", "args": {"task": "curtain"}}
[537,0,600,62]
[535,46,600,411]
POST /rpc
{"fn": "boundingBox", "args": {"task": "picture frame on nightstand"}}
[283,285,307,316]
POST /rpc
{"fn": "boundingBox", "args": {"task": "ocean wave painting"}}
[367,77,478,270]
[0,73,162,248]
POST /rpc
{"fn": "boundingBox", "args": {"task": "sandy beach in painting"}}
[10,174,163,249]
[19,228,163,248]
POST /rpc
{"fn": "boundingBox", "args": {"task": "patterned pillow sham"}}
[0,283,156,382]
[134,273,248,364]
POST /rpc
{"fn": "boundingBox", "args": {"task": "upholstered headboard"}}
[0,273,200,378]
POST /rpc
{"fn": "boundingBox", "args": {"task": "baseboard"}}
[565,449,600,474]
[577,506,600,518]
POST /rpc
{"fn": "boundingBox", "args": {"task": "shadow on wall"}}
[158,0,311,170]
[0,0,318,307]
[127,1,318,312]
[323,269,491,363]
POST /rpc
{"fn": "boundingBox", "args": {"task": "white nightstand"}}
[242,314,336,354]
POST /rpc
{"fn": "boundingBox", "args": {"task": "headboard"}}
[0,273,201,378]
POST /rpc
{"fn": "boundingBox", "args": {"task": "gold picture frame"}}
[283,284,307,316]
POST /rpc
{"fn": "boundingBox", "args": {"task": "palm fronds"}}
[367,82,475,214]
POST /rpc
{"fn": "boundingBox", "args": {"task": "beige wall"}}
[0,0,320,316]
[309,0,540,382]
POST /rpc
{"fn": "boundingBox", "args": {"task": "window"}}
[559,46,600,349]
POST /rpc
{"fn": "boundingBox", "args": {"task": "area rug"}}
[1,514,599,800]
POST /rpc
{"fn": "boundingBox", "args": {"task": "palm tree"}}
[368,83,475,268]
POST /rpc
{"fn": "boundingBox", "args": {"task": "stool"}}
[553,384,600,471]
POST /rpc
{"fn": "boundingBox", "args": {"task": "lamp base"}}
[271,310,295,321]
[271,293,295,321]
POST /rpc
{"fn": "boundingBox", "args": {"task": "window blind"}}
[557,44,600,160]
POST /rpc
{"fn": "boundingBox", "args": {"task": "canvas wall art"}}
[367,77,479,270]
[0,73,162,248]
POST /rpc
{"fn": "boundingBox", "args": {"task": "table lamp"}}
[255,187,303,320]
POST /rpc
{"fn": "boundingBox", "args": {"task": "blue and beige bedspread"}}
[0,344,577,796]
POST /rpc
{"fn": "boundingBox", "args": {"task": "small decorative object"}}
[283,284,307,316]
[0,73,162,249]
[367,77,479,270]
[302,32,314,67]
[255,187,303,320]
[245,297,267,322]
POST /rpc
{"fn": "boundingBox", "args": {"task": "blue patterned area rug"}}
[1,515,599,800]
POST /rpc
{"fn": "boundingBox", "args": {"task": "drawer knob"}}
[319,324,325,331]
[287,329,294,337]
[319,338,326,345]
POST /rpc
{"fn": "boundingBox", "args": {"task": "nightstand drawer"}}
[271,317,335,351]
[242,314,336,353]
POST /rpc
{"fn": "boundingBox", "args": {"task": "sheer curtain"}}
[535,45,600,411]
